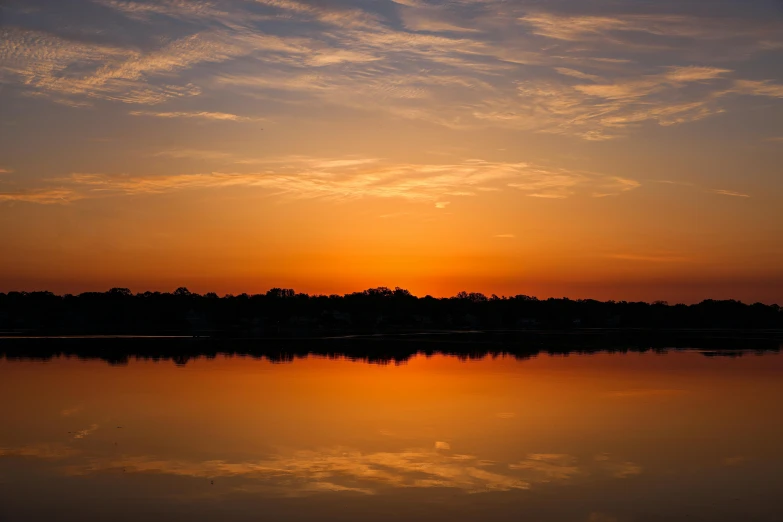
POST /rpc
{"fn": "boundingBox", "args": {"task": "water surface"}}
[1,349,782,521]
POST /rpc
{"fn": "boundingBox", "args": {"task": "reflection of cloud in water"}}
[509,453,641,482]
[603,389,685,398]
[60,406,83,417]
[588,513,618,522]
[509,454,581,482]
[0,444,79,459]
[72,424,99,440]
[593,453,641,477]
[608,462,642,478]
[66,448,530,494]
[3,440,643,497]
[56,448,642,496]
[723,456,747,466]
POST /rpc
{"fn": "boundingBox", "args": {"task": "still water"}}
[1,349,782,522]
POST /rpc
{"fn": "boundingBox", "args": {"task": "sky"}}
[0,0,782,303]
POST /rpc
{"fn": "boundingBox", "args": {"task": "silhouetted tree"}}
[0,287,779,337]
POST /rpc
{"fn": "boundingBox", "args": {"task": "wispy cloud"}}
[605,253,692,263]
[493,234,515,238]
[399,5,480,34]
[654,180,751,199]
[591,177,642,198]
[1,157,639,205]
[59,161,504,201]
[151,148,235,161]
[519,13,704,42]
[575,67,730,101]
[130,111,265,122]
[555,68,602,82]
[252,0,382,30]
[508,167,639,199]
[0,188,81,204]
[652,179,695,187]
[728,80,783,98]
[0,26,311,105]
[487,66,737,140]
[517,12,783,57]
[712,189,750,198]
[0,168,13,174]
[94,0,235,23]
[2,1,782,143]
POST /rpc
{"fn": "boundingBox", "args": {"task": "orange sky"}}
[1,0,782,303]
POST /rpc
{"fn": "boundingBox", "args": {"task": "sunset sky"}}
[1,0,782,303]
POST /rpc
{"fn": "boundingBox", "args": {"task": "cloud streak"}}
[1,157,640,204]
[517,12,783,56]
[0,25,314,105]
[0,188,82,204]
[130,110,265,122]
[712,189,750,198]
[94,0,232,22]
[2,1,782,142]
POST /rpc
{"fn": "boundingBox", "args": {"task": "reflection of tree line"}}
[1,332,780,366]
[0,286,781,338]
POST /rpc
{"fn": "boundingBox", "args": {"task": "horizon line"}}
[1,286,780,308]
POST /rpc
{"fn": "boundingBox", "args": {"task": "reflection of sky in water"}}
[1,351,782,522]
[2,442,641,495]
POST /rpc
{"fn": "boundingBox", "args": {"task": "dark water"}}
[1,348,782,522]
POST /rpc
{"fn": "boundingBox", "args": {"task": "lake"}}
[1,346,782,521]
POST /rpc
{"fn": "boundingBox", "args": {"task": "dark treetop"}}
[1,287,780,337]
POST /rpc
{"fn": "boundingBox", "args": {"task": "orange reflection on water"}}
[1,351,782,521]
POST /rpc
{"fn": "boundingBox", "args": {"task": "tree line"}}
[0,286,780,336]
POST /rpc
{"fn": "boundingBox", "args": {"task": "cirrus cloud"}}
[712,189,750,198]
[7,157,639,204]
[1,156,641,205]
